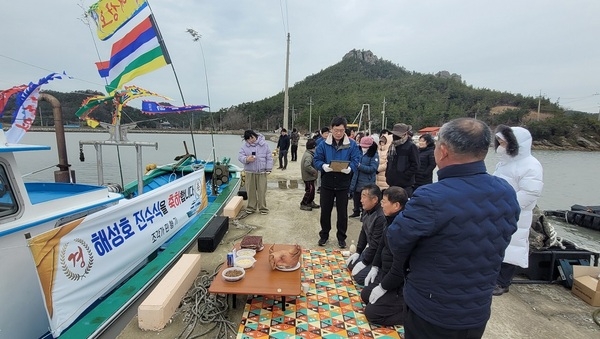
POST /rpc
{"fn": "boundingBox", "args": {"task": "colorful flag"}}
[120,85,171,106]
[142,101,208,114]
[85,117,100,128]
[96,15,171,94]
[75,94,114,119]
[88,0,148,41]
[0,85,27,118]
[5,73,68,144]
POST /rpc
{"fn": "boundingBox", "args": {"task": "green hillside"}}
[2,49,599,149]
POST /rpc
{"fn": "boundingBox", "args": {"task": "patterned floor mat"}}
[237,249,404,338]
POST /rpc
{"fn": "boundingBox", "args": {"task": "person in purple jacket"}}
[238,130,273,215]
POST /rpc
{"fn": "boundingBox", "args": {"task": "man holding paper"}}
[314,116,362,248]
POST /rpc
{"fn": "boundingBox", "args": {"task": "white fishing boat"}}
[0,121,240,338]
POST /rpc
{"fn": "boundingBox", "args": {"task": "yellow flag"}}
[86,118,100,128]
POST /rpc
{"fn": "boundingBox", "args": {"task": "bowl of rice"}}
[235,256,256,269]
[236,248,256,258]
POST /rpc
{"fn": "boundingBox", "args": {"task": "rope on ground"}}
[175,264,237,339]
[593,308,600,327]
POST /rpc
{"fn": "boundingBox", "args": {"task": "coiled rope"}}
[175,267,237,339]
[593,308,600,327]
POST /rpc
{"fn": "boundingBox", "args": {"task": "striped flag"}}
[96,15,171,94]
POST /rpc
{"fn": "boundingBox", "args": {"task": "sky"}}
[2,0,600,115]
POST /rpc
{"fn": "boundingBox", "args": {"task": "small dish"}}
[235,255,256,269]
[222,267,245,282]
[236,248,256,257]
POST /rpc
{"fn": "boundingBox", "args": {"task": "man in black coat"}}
[385,123,420,197]
[276,128,290,170]
[360,186,409,326]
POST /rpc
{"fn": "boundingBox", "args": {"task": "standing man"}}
[290,128,300,161]
[387,118,520,338]
[276,128,290,170]
[314,116,362,248]
[385,123,420,197]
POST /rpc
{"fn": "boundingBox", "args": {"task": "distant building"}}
[418,127,440,137]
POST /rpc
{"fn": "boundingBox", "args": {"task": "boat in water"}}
[0,123,240,338]
[545,205,600,232]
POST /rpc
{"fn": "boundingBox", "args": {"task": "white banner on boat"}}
[27,169,208,337]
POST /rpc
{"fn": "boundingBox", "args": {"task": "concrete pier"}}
[116,139,600,339]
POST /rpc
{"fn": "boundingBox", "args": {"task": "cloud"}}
[1,0,599,114]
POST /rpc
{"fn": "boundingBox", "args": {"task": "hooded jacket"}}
[493,126,544,268]
[349,142,379,193]
[376,133,393,189]
[414,143,436,187]
[238,133,273,173]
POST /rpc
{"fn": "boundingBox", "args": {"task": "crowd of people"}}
[238,116,542,338]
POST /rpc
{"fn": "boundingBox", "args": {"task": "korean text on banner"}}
[88,0,148,41]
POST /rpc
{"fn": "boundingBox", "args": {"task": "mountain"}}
[2,49,599,149]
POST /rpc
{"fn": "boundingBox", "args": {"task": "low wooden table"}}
[209,243,302,311]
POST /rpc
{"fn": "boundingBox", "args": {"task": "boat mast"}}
[283,32,290,130]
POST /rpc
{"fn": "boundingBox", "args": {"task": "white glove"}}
[364,266,379,286]
[351,261,366,276]
[345,253,360,267]
[322,164,333,172]
[340,167,352,174]
[369,284,387,304]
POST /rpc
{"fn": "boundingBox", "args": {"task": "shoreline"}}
[18,127,600,152]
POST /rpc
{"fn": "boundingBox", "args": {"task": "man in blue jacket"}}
[314,116,362,248]
[387,118,520,338]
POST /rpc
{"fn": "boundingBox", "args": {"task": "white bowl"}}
[222,267,245,282]
[235,256,256,269]
[236,248,256,257]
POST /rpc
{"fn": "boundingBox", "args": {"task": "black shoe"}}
[338,240,346,249]
[309,202,320,209]
[492,285,509,296]
[318,238,327,246]
[277,167,283,169]
[349,212,361,218]
[300,204,312,211]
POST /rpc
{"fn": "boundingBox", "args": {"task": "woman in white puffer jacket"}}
[492,125,544,296]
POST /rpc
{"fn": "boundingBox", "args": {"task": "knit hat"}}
[359,136,374,148]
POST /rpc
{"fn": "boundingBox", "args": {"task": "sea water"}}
[14,131,600,252]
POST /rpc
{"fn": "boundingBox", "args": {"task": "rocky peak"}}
[343,49,378,64]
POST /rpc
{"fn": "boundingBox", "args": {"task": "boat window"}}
[0,165,18,218]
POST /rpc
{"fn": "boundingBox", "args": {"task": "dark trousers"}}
[301,180,316,205]
[404,306,486,339]
[278,150,288,169]
[319,187,349,242]
[497,262,517,288]
[403,185,414,198]
[347,252,370,285]
[291,144,298,161]
[360,281,405,326]
[352,191,362,214]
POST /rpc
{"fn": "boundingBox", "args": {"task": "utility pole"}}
[283,33,291,130]
[381,97,386,130]
[537,90,541,121]
[291,106,295,130]
[308,96,313,134]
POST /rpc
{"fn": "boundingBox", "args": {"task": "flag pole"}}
[146,2,197,156]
